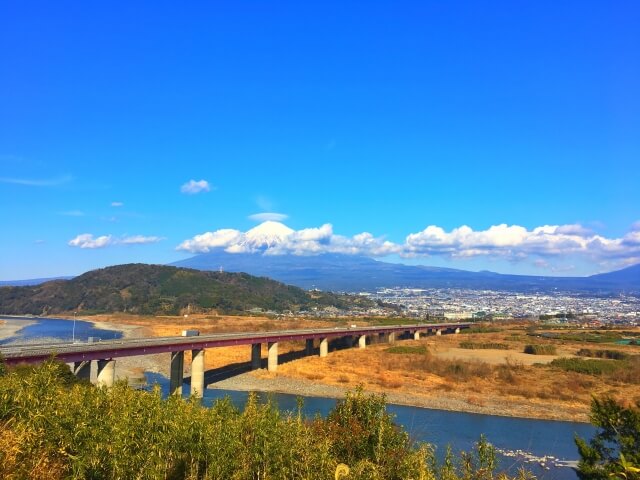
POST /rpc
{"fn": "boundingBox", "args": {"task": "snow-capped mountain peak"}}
[242,221,294,249]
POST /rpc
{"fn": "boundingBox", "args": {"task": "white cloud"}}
[0,174,73,187]
[111,201,124,207]
[554,224,593,236]
[403,223,640,263]
[177,221,399,257]
[68,234,163,249]
[177,229,243,253]
[68,234,113,249]
[119,235,164,245]
[176,221,640,269]
[533,259,549,269]
[249,212,289,222]
[181,179,211,194]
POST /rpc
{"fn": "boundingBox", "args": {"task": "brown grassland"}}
[80,314,640,422]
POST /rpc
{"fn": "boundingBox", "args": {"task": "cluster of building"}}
[247,288,640,326]
[361,287,640,326]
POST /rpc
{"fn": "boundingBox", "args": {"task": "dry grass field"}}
[85,314,640,421]
[276,337,636,420]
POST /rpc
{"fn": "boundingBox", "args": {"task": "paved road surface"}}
[0,322,470,365]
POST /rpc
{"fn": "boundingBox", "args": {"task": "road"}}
[0,322,470,365]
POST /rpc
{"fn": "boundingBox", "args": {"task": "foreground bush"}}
[576,397,640,480]
[0,360,535,480]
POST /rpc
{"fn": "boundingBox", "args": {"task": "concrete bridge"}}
[0,322,471,397]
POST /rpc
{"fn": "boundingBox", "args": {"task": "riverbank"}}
[67,315,604,422]
[212,367,590,423]
[90,320,143,340]
[7,314,638,423]
[0,317,36,341]
[83,314,597,422]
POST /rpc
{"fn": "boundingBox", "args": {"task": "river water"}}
[143,372,593,480]
[0,315,123,345]
[2,316,594,480]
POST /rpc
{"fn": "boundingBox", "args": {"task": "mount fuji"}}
[237,221,295,251]
[172,249,640,294]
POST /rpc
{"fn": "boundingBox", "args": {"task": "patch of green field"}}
[459,326,501,334]
[550,357,621,375]
[459,342,510,350]
[386,345,428,355]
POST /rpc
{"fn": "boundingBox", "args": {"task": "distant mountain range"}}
[3,255,639,295]
[0,264,374,316]
[0,276,74,287]
[172,252,640,294]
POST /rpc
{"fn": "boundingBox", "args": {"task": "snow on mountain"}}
[239,221,295,250]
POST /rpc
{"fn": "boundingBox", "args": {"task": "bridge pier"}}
[388,332,396,344]
[170,351,184,396]
[191,349,205,398]
[72,360,91,381]
[414,331,421,340]
[319,338,328,357]
[455,327,460,334]
[358,335,367,349]
[305,339,314,355]
[436,329,442,336]
[251,343,262,370]
[267,342,278,372]
[96,359,115,388]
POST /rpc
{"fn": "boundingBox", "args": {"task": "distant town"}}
[287,287,640,327]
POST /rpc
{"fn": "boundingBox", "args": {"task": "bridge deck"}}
[0,322,470,365]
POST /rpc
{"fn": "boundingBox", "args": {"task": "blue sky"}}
[1,1,639,280]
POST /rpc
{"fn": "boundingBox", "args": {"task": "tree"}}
[575,397,640,480]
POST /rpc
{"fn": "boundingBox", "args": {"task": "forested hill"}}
[0,264,373,316]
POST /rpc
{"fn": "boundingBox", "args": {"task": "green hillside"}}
[0,264,373,316]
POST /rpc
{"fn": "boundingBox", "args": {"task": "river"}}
[0,315,123,345]
[2,316,594,480]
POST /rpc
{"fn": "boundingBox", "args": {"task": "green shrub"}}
[608,356,640,384]
[459,326,501,334]
[576,348,630,361]
[459,342,510,350]
[524,344,557,355]
[575,397,640,480]
[386,345,427,355]
[550,358,620,376]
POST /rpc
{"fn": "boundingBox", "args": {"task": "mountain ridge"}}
[172,252,640,293]
[0,263,374,316]
[3,258,638,294]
